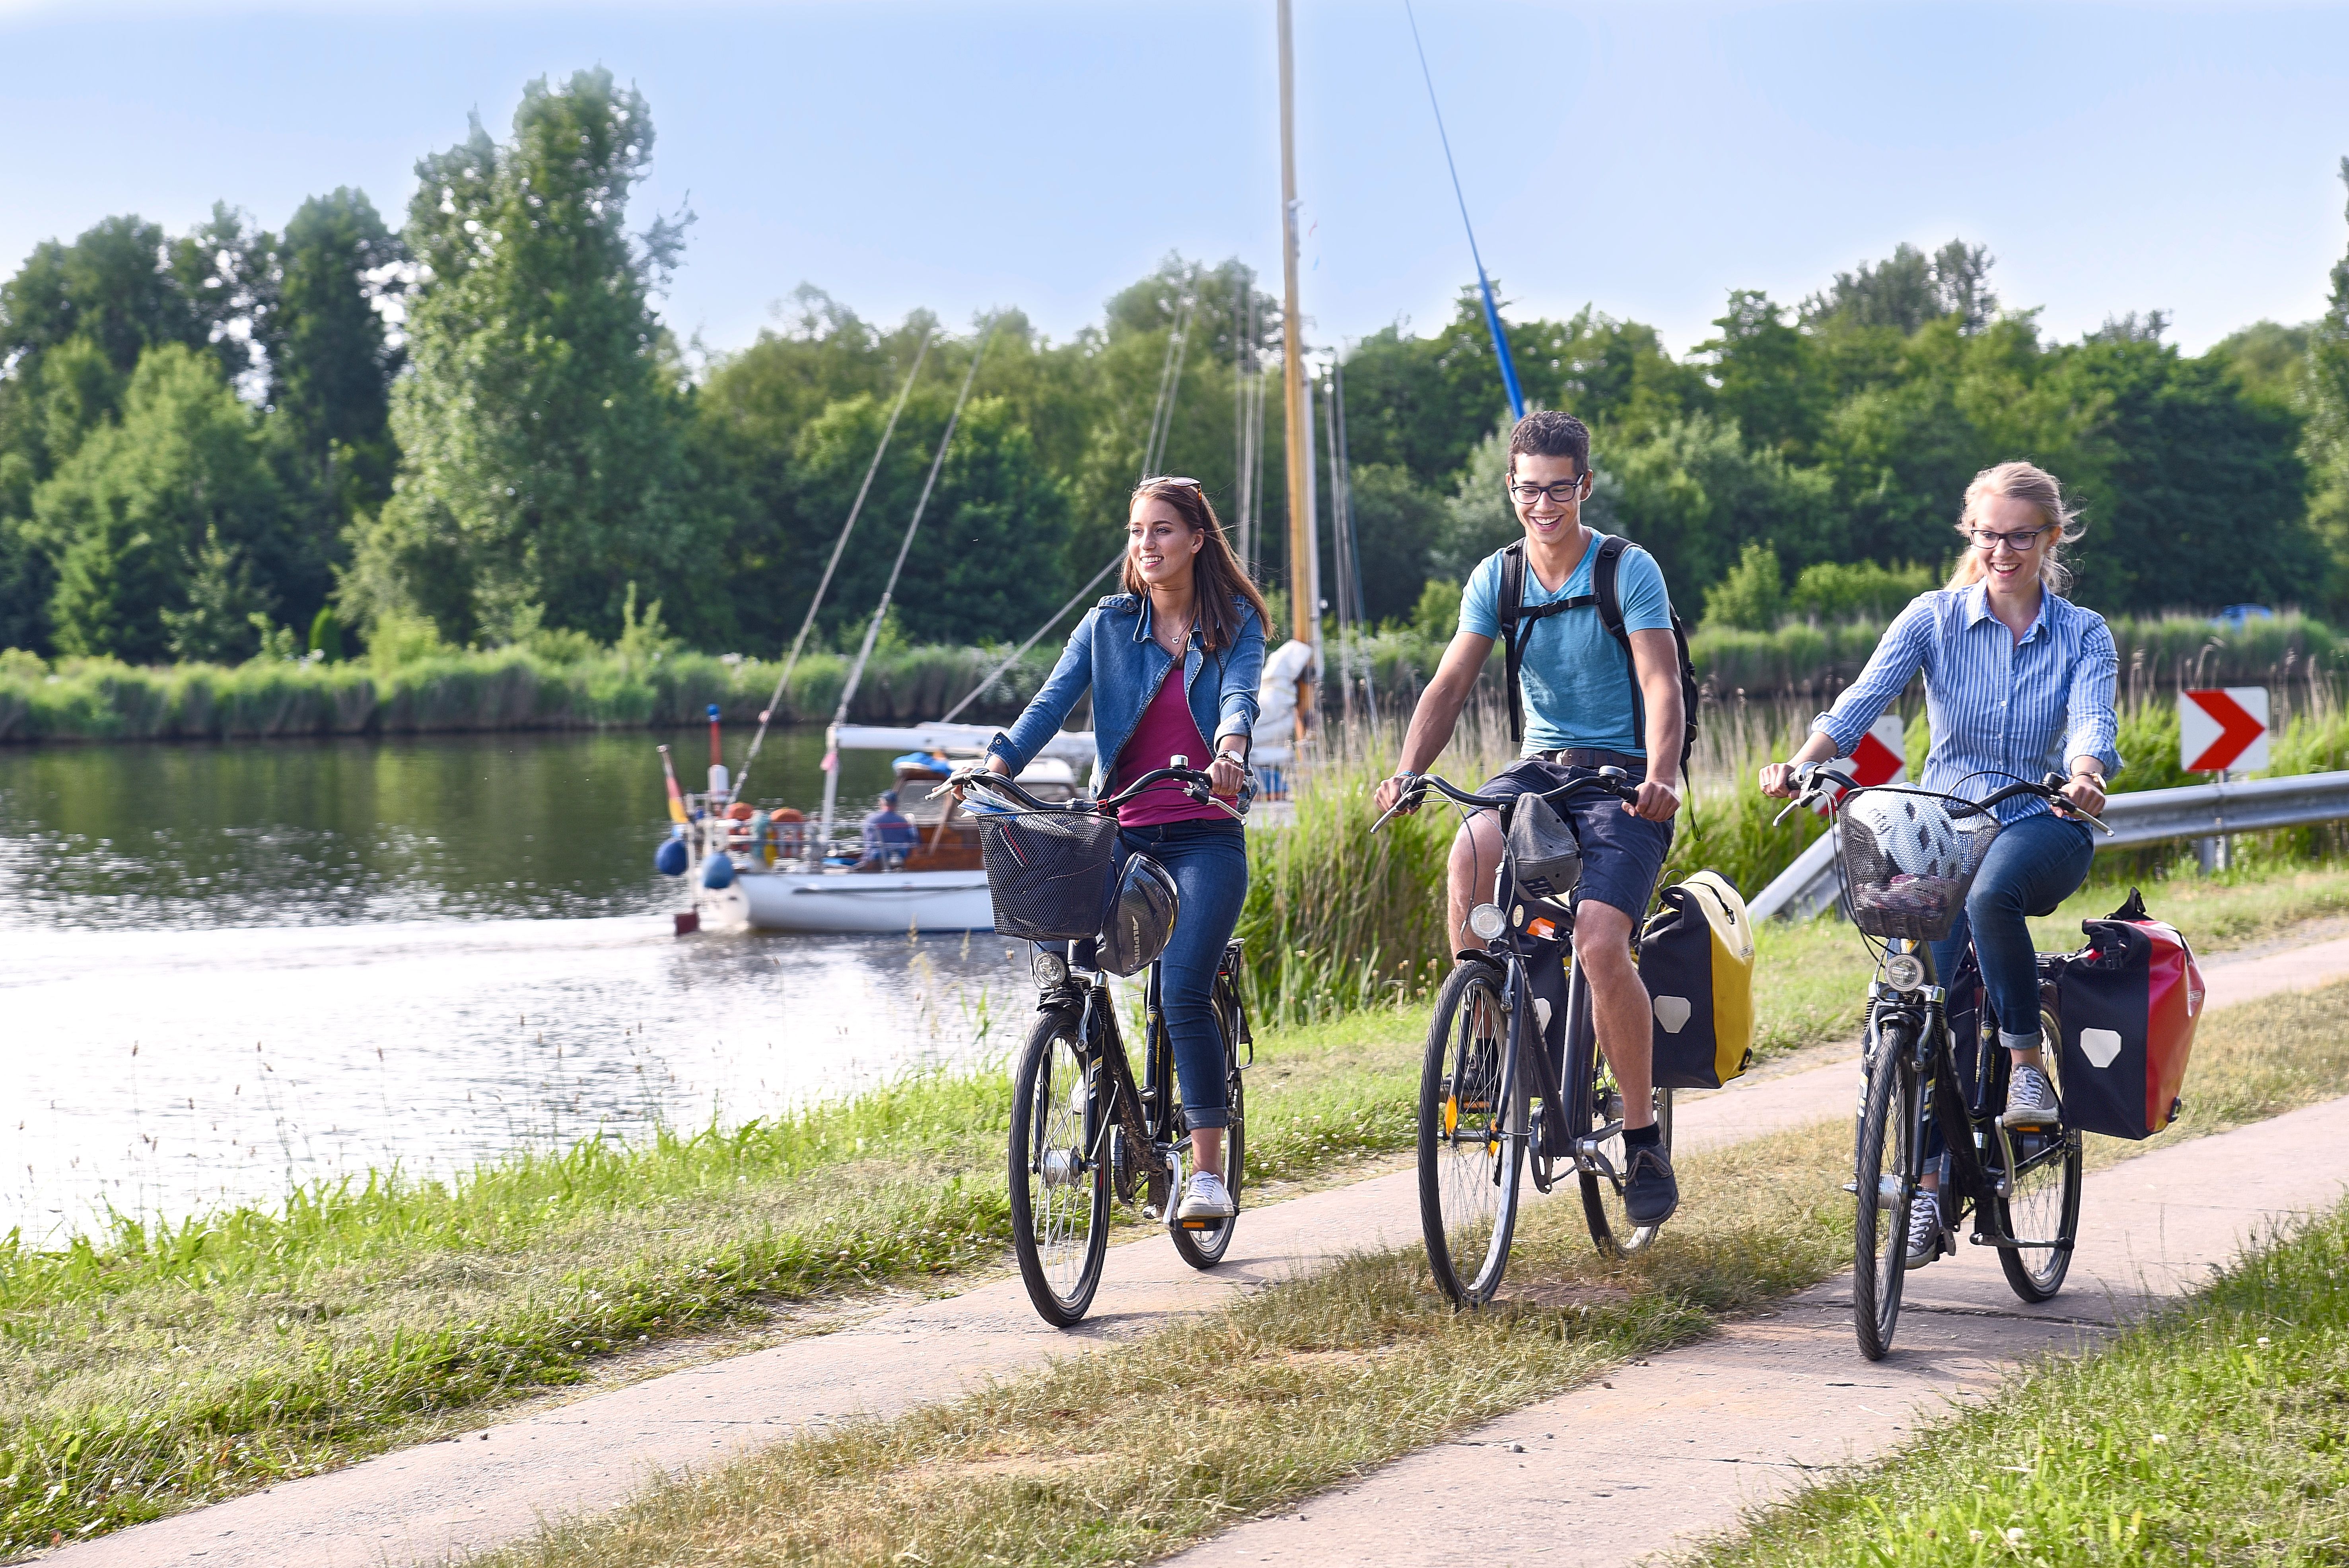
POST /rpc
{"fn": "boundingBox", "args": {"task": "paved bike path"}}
[49,937,2349,1568]
[1169,1091,2349,1568]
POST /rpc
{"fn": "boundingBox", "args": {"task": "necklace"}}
[1154,602,1193,654]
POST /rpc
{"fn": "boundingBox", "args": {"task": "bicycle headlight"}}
[1883,953,1926,992]
[1467,903,1508,942]
[1033,949,1070,988]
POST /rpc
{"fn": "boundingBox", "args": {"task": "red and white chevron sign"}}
[1844,712,1908,787]
[1813,713,1906,812]
[2180,687,2269,774]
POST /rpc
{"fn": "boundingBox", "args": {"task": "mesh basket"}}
[978,809,1122,941]
[1835,787,2003,942]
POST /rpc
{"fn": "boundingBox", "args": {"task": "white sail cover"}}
[832,722,1094,767]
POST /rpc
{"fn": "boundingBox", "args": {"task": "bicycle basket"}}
[978,809,1122,941]
[1836,787,2001,942]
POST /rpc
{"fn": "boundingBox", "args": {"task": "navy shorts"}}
[1478,759,1674,924]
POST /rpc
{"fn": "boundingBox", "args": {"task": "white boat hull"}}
[695,866,996,934]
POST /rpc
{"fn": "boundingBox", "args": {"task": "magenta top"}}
[1111,671,1224,825]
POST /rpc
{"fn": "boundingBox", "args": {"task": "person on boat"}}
[856,790,918,870]
[964,476,1268,1223]
[1371,410,1687,1227]
[1760,459,2119,1268]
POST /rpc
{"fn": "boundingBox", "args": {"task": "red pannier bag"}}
[2054,888,2205,1140]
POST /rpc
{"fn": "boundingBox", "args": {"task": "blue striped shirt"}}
[1814,584,2123,823]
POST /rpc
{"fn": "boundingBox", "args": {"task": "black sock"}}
[1623,1123,1661,1151]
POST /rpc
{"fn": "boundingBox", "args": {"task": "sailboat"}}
[659,1,1352,936]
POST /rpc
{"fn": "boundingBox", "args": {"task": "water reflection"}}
[0,731,1023,1239]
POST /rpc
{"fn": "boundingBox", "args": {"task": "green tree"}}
[1698,290,1822,458]
[36,344,288,662]
[262,188,406,512]
[1342,462,1444,625]
[350,71,712,646]
[2309,158,2349,610]
[1701,541,1785,630]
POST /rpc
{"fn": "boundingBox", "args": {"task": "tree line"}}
[3,70,2346,671]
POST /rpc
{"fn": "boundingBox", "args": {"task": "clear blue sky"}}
[4,0,2346,360]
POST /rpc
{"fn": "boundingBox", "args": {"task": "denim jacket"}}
[990,592,1266,811]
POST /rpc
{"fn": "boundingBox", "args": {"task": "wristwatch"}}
[1217,749,1248,768]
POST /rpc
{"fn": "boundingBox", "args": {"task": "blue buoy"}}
[654,837,689,877]
[700,854,735,890]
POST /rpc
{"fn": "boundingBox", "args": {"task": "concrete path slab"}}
[1168,1087,2349,1568]
[49,936,2349,1568]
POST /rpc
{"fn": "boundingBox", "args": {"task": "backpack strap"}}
[1591,536,1642,751]
[1498,536,1608,746]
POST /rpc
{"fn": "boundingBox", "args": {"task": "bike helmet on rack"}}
[1505,791,1583,910]
[1100,853,1180,977]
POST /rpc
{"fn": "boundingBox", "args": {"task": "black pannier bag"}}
[1635,871,1756,1090]
[2053,889,2206,1140]
[977,810,1121,941]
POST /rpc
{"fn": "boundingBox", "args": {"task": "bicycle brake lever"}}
[1771,796,1803,828]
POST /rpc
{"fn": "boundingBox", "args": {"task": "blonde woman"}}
[1760,461,2120,1266]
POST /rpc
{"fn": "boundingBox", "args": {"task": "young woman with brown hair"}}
[971,477,1270,1220]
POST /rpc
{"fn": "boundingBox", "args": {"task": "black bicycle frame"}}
[1040,937,1247,1215]
[1872,954,2074,1253]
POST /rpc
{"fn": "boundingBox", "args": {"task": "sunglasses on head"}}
[1137,475,1201,490]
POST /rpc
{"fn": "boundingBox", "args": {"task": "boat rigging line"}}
[936,272,1206,727]
[734,327,936,802]
[1404,0,1526,421]
[818,318,1001,847]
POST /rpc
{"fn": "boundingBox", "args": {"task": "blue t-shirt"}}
[1459,532,1674,757]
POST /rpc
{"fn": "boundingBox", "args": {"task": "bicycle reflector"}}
[1468,903,1509,941]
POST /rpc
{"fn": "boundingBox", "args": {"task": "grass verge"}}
[1689,1198,2349,1568]
[7,898,2349,1556]
[465,978,2349,1568]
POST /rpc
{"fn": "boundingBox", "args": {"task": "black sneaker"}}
[1623,1144,1679,1227]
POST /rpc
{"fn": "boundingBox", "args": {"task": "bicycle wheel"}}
[1171,975,1246,1270]
[1993,1006,2082,1302]
[1418,960,1523,1306]
[1009,1013,1110,1326]
[1560,967,1673,1259]
[1853,1023,1921,1360]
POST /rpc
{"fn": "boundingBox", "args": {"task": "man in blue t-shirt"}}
[1373,410,1687,1225]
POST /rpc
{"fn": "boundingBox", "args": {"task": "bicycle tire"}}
[1009,1012,1110,1326]
[1561,965,1673,1258]
[1853,1023,1920,1360]
[1994,1006,2082,1302]
[1171,973,1246,1270]
[1418,960,1522,1306]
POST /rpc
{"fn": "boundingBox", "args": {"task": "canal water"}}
[0,730,1029,1241]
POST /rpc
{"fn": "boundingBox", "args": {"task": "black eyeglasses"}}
[1507,476,1587,505]
[1968,525,2049,550]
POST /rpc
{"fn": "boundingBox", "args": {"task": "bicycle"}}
[955,765,1253,1327]
[1374,766,1672,1307]
[1774,765,2112,1359]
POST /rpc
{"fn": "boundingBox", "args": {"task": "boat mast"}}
[1277,0,1317,731]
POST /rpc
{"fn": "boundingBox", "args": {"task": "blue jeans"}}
[1117,819,1248,1129]
[1928,812,2095,1049]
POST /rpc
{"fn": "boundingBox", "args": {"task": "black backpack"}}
[1496,534,1700,771]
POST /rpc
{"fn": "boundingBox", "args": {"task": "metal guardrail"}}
[1747,769,2349,923]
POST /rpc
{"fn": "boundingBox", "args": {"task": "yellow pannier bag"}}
[1636,870,1756,1090]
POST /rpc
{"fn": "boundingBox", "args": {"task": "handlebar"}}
[1369,765,1640,835]
[1771,763,2112,835]
[939,764,1225,817]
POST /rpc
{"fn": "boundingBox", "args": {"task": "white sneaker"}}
[1905,1192,1943,1268]
[1176,1171,1237,1221]
[2003,1065,2060,1128]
